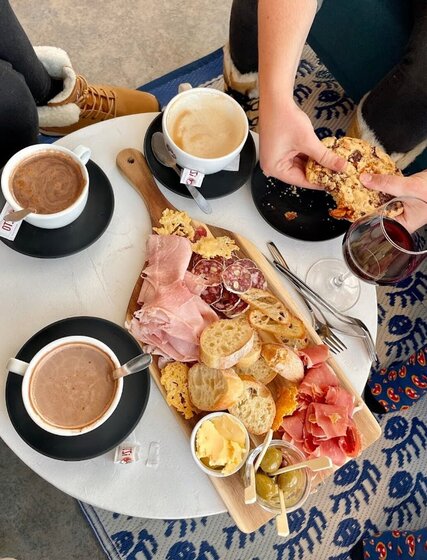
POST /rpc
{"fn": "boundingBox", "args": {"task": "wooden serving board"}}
[116,148,382,534]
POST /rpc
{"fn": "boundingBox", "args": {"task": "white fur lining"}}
[37,103,80,127]
[34,46,77,104]
[356,92,426,170]
[223,43,259,99]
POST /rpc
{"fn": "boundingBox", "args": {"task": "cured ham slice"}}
[298,344,329,368]
[131,235,218,362]
[281,345,362,466]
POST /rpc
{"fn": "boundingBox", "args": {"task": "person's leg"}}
[224,0,259,129]
[348,0,427,170]
[0,61,38,168]
[0,0,159,138]
[0,0,61,105]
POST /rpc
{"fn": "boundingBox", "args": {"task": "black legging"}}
[0,0,62,166]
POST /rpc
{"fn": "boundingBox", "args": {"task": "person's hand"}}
[361,170,427,232]
[259,101,347,189]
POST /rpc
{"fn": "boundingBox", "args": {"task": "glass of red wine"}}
[305,197,427,311]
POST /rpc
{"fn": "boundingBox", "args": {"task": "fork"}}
[267,242,347,354]
[272,260,379,364]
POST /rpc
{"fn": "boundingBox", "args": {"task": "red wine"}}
[343,218,418,285]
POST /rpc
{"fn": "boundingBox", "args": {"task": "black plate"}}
[144,113,256,199]
[5,316,150,461]
[251,163,350,242]
[0,160,114,258]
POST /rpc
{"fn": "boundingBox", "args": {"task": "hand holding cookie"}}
[259,102,347,188]
[361,170,427,231]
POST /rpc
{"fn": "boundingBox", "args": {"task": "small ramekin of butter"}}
[243,440,311,513]
[190,412,250,477]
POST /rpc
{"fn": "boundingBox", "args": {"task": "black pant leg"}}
[229,0,258,74]
[0,0,56,105]
[0,61,39,168]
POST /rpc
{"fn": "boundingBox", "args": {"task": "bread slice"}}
[228,376,276,435]
[160,362,197,420]
[200,317,255,369]
[236,331,261,369]
[249,309,305,339]
[188,363,243,411]
[236,356,277,385]
[261,343,304,382]
[274,334,310,351]
[240,289,290,323]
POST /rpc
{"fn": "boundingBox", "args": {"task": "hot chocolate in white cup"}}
[7,335,123,437]
[162,87,249,175]
[1,144,91,229]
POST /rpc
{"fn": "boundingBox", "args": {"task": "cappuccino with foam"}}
[166,91,246,159]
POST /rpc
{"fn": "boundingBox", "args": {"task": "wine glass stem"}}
[331,270,351,288]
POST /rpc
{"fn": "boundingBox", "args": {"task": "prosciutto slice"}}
[130,235,218,362]
[281,345,362,466]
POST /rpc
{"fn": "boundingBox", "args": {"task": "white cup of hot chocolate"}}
[1,143,91,229]
[7,336,123,436]
[162,87,249,175]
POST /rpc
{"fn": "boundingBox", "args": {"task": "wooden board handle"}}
[116,148,176,226]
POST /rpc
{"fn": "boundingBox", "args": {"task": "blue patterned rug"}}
[79,46,427,559]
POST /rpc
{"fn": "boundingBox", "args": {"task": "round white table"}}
[0,113,377,519]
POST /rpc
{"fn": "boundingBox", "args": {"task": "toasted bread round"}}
[248,309,305,339]
[228,376,276,435]
[236,331,262,369]
[240,288,290,323]
[236,356,277,385]
[261,343,304,382]
[200,317,254,369]
[188,363,243,412]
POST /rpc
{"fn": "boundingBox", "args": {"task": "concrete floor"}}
[2,2,231,559]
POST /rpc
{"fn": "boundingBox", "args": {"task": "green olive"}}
[259,447,282,474]
[255,473,279,501]
[277,471,299,492]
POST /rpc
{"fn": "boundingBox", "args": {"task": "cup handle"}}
[178,82,192,93]
[7,358,29,376]
[72,145,91,165]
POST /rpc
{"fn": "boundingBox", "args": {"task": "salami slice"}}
[250,268,268,290]
[236,258,258,271]
[192,258,224,286]
[224,299,250,318]
[221,255,238,268]
[189,252,203,270]
[222,263,252,294]
[212,288,240,312]
[200,284,223,305]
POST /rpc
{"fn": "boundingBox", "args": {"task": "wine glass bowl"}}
[306,197,427,312]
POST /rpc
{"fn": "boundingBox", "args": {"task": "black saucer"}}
[143,112,256,199]
[5,316,150,461]
[0,160,114,258]
[251,163,349,242]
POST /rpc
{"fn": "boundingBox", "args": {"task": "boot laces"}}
[74,75,117,120]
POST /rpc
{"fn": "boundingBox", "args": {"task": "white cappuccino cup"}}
[162,87,248,175]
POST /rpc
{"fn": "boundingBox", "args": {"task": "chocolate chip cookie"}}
[305,136,402,221]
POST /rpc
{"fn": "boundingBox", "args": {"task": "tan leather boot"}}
[34,47,159,136]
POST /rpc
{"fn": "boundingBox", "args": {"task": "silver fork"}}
[272,260,379,364]
[267,242,347,354]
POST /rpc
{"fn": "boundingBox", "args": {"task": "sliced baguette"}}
[236,356,277,385]
[200,317,254,369]
[240,288,290,323]
[236,331,261,369]
[188,363,243,411]
[228,375,276,435]
[261,343,305,382]
[249,309,305,339]
[275,334,310,351]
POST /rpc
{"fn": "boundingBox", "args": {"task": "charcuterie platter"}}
[116,148,381,534]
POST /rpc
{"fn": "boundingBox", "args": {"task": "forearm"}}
[258,0,317,106]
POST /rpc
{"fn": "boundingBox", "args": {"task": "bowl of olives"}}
[243,440,311,513]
